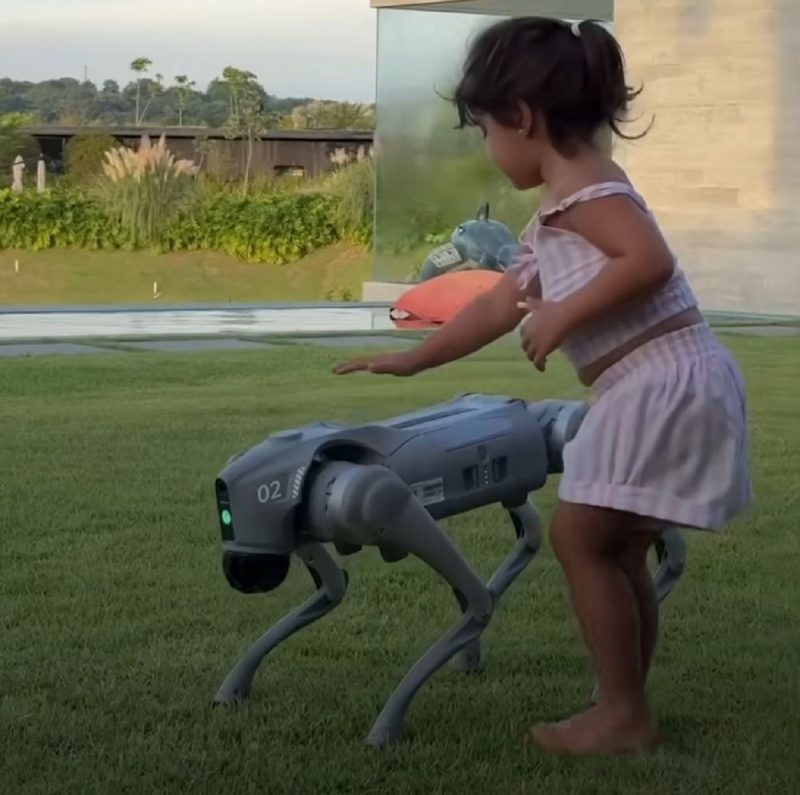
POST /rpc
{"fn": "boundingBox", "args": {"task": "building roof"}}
[21,125,374,142]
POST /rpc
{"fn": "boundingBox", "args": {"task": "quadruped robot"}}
[212,393,686,746]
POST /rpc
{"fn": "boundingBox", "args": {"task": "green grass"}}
[1,334,798,794]
[0,242,371,305]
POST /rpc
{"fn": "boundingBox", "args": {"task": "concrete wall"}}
[615,0,800,316]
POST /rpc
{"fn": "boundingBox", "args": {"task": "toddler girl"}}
[334,17,752,757]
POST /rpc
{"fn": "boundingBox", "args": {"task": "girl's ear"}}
[516,101,535,138]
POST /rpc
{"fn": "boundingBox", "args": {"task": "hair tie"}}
[571,21,582,38]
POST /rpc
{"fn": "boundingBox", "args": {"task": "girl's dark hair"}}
[453,17,644,153]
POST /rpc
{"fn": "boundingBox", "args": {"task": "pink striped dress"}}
[508,181,753,531]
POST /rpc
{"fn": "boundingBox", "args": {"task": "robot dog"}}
[213,394,686,746]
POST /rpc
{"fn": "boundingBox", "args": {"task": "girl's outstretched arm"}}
[334,269,533,376]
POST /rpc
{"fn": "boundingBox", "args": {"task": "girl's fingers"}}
[333,359,368,375]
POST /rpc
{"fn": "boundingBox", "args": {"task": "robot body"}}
[213,394,685,746]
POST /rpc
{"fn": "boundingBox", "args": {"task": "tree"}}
[96,81,129,125]
[138,73,164,125]
[174,75,196,126]
[130,57,152,125]
[221,66,268,195]
[29,79,84,123]
[61,79,97,125]
[64,130,118,185]
[285,100,375,131]
[0,73,347,129]
[0,78,34,115]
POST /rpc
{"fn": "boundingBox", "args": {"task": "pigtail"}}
[450,16,649,153]
[574,20,647,140]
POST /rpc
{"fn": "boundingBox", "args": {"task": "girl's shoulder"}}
[538,180,649,221]
[518,177,651,249]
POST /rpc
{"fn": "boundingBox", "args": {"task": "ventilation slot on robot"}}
[462,465,479,490]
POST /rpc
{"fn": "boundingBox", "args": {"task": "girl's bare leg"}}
[620,534,659,686]
[528,501,661,756]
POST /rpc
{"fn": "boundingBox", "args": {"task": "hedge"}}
[161,192,340,263]
[0,190,122,250]
[0,189,345,265]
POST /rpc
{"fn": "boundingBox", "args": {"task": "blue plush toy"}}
[418,203,520,281]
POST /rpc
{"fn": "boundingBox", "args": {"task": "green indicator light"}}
[221,509,232,526]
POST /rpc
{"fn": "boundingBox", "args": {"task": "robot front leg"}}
[367,500,545,745]
[367,610,490,747]
[214,542,347,705]
[308,462,495,746]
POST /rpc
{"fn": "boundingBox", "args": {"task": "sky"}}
[0,0,378,101]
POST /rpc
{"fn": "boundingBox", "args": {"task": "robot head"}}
[216,476,293,594]
[221,548,291,594]
[214,440,304,594]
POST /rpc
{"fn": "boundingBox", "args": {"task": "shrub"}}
[0,188,340,262]
[0,176,350,265]
[322,275,357,302]
[162,192,340,264]
[94,134,199,247]
[323,284,357,302]
[322,157,374,246]
[63,131,119,187]
[0,189,120,250]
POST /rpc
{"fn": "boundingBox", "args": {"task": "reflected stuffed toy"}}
[418,203,520,281]
[391,203,520,328]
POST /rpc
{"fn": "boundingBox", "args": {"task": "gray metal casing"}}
[212,392,687,747]
[215,394,569,556]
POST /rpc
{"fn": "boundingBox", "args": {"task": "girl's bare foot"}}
[528,703,661,757]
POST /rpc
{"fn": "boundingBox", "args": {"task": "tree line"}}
[0,58,375,131]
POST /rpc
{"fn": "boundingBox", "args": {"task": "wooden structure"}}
[368,0,800,317]
[23,126,374,181]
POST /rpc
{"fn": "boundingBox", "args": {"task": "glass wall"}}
[372,0,800,317]
[372,1,613,284]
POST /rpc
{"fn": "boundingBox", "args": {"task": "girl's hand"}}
[333,349,424,377]
[518,298,571,372]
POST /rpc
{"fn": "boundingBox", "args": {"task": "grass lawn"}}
[1,334,798,794]
[0,243,372,305]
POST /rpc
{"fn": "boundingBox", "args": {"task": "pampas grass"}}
[95,134,199,247]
